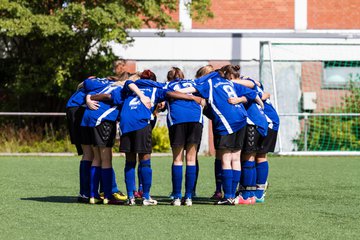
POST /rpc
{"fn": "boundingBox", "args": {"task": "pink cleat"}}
[234,195,256,205]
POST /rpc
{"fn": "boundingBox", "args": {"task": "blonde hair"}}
[195,65,214,78]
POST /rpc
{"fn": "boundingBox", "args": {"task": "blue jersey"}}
[194,72,257,136]
[80,78,123,127]
[165,79,203,127]
[120,82,169,134]
[244,77,280,131]
[66,88,86,108]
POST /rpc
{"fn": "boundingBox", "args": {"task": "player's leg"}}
[239,125,258,204]
[136,125,157,206]
[217,149,233,205]
[79,144,93,202]
[120,131,137,205]
[255,153,268,203]
[89,146,102,204]
[211,151,223,200]
[183,122,202,206]
[230,150,241,199]
[171,145,184,206]
[255,128,277,202]
[184,143,197,206]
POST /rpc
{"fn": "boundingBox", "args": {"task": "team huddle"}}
[66,60,279,206]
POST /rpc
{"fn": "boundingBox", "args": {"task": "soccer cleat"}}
[112,191,127,201]
[235,195,256,205]
[77,194,89,203]
[89,197,102,204]
[171,198,181,206]
[216,198,234,205]
[143,198,158,206]
[184,198,193,207]
[127,197,136,206]
[99,192,105,200]
[210,191,223,200]
[255,195,265,203]
[103,197,125,205]
[134,191,143,199]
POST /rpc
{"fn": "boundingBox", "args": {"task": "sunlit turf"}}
[0,155,359,239]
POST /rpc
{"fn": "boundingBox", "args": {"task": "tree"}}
[0,0,213,112]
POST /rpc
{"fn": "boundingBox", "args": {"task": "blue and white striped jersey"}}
[119,80,169,134]
[194,72,257,136]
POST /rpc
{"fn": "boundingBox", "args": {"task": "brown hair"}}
[195,65,214,78]
[167,67,185,81]
[218,65,240,80]
[140,69,157,81]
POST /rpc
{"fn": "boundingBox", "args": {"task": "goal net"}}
[260,42,360,154]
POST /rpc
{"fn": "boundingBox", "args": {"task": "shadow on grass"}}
[20,196,80,204]
[20,195,217,205]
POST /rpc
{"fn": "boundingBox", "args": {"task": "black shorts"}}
[257,128,278,154]
[242,124,263,154]
[80,126,93,145]
[92,121,116,147]
[66,107,85,145]
[120,124,152,154]
[169,122,203,147]
[66,107,85,155]
[214,127,246,151]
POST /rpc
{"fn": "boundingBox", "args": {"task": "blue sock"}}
[222,169,233,199]
[101,168,113,199]
[124,161,136,198]
[215,159,222,192]
[140,159,152,200]
[111,168,119,194]
[137,164,143,192]
[240,161,255,200]
[185,165,196,199]
[250,164,257,197]
[255,161,269,198]
[193,159,199,194]
[79,160,91,197]
[172,164,183,199]
[232,170,241,198]
[90,166,101,198]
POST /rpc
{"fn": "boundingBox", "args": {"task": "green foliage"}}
[0,123,76,153]
[152,126,170,152]
[0,0,213,112]
[294,82,360,151]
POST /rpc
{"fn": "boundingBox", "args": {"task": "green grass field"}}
[0,156,360,240]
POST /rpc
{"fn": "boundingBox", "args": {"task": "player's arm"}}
[86,94,100,110]
[232,79,255,88]
[176,86,197,94]
[127,83,151,109]
[166,91,205,106]
[255,95,264,109]
[228,96,248,105]
[261,92,271,101]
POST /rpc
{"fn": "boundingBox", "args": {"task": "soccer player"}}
[81,75,150,204]
[164,67,204,206]
[226,66,268,205]
[177,68,260,205]
[66,84,94,203]
[235,76,280,203]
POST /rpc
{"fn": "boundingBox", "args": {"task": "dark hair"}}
[218,65,240,80]
[167,67,184,81]
[140,69,157,81]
